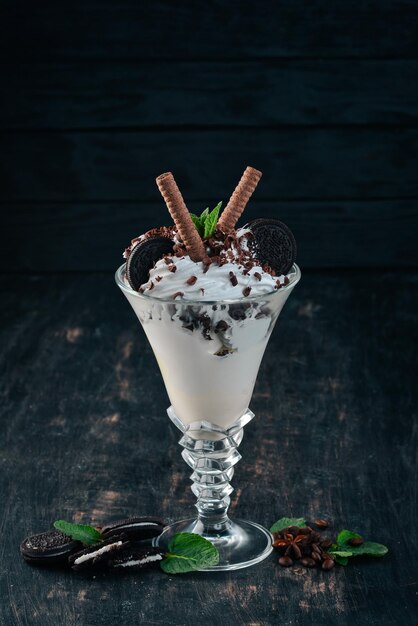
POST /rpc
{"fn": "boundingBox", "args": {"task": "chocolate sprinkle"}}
[186,275,197,285]
[243,286,252,297]
[215,320,229,332]
[229,271,238,287]
[172,291,184,299]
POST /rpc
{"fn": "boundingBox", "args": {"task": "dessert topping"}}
[248,218,297,275]
[126,236,175,290]
[156,172,206,262]
[218,166,262,233]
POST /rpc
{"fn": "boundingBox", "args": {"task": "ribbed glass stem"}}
[167,406,254,533]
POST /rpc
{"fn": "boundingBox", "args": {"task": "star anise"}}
[272,531,306,560]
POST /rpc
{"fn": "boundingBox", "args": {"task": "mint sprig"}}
[54,520,103,546]
[270,517,306,533]
[329,529,388,565]
[190,202,222,239]
[160,532,219,574]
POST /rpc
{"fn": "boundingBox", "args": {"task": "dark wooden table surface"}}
[1,269,417,625]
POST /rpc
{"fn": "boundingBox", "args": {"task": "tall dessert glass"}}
[116,262,300,571]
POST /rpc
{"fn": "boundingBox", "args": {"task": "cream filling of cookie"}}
[74,541,123,565]
[114,554,164,568]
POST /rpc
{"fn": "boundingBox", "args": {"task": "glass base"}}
[153,517,273,571]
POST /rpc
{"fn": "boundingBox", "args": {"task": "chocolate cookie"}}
[108,546,165,571]
[20,529,81,566]
[247,218,296,275]
[69,535,129,571]
[101,516,165,542]
[126,237,174,290]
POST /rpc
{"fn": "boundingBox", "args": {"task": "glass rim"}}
[115,262,301,305]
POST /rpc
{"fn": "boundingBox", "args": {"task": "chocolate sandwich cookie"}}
[126,236,175,290]
[101,516,165,542]
[20,529,82,566]
[69,535,129,571]
[108,546,165,571]
[247,218,297,275]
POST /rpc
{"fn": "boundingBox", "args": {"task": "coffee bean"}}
[291,544,302,560]
[311,551,322,562]
[288,526,301,536]
[322,558,335,571]
[313,519,329,529]
[300,557,316,568]
[279,556,293,567]
[347,537,364,546]
[298,526,313,535]
[320,538,333,549]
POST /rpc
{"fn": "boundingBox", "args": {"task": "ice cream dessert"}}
[118,166,300,429]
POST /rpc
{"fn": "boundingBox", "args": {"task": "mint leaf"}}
[329,549,353,558]
[336,530,362,546]
[334,530,388,559]
[53,520,103,546]
[270,517,306,533]
[344,541,388,558]
[334,555,349,566]
[190,213,204,237]
[203,202,222,238]
[160,532,219,574]
[190,203,222,239]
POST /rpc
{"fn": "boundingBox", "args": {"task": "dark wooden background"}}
[1,2,418,625]
[1,1,418,271]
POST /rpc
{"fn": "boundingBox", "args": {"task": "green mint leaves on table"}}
[54,520,103,546]
[270,517,307,533]
[191,202,222,239]
[270,517,388,567]
[329,529,388,566]
[160,532,219,574]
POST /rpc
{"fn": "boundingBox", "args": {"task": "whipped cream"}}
[138,227,291,301]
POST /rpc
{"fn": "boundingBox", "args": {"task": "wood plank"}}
[2,1,418,60]
[2,128,418,201]
[0,271,417,624]
[2,199,417,271]
[3,60,418,130]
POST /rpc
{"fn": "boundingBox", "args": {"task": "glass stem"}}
[188,453,235,532]
[167,406,255,534]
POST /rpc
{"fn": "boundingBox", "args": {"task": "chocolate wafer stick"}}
[218,166,262,233]
[156,172,206,262]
